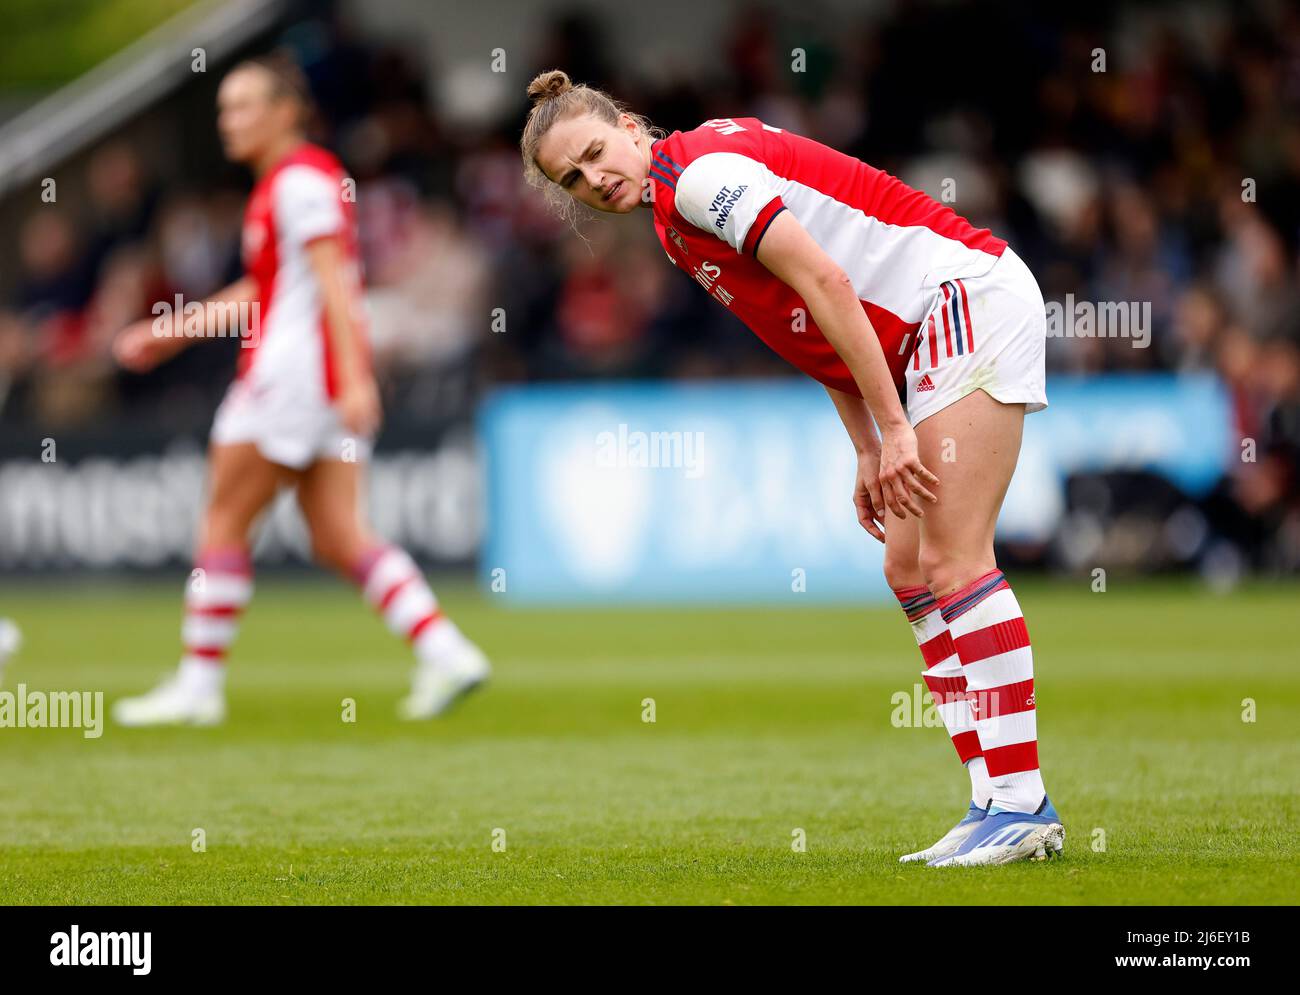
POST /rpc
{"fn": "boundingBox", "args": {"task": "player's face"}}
[217,69,290,164]
[536,113,649,214]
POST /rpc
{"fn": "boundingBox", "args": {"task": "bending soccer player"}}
[520,70,1061,867]
[111,54,488,726]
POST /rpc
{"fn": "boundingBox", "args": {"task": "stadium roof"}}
[0,0,287,201]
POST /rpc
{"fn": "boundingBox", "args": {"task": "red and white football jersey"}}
[238,143,369,401]
[649,118,1007,394]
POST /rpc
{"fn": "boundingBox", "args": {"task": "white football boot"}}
[398,636,490,720]
[112,661,226,727]
[900,801,989,864]
[928,796,1065,867]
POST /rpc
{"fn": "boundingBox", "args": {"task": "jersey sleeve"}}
[673,152,786,256]
[273,165,345,247]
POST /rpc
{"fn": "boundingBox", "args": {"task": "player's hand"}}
[337,374,382,438]
[878,422,939,519]
[112,319,184,373]
[853,447,887,543]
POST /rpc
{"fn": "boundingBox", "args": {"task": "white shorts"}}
[210,376,372,469]
[903,246,1048,427]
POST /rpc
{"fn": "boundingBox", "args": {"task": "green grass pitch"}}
[0,576,1295,905]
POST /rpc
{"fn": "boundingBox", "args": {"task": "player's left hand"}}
[337,375,382,438]
[878,423,939,519]
[853,447,887,543]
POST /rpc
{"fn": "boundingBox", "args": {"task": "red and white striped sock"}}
[352,545,464,663]
[938,569,1046,813]
[894,584,993,808]
[179,546,253,692]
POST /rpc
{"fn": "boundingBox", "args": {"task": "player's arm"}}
[305,235,380,438]
[824,383,876,454]
[755,209,937,518]
[113,277,256,373]
[824,384,887,542]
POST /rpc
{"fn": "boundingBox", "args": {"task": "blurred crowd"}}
[1,0,1298,570]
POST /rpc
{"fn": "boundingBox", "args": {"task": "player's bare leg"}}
[886,511,994,862]
[199,441,298,548]
[294,455,379,573]
[914,390,1020,598]
[297,457,489,718]
[114,443,291,726]
[913,389,1063,866]
[882,512,924,590]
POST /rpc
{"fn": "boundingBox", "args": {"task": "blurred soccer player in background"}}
[521,70,1061,867]
[111,53,488,726]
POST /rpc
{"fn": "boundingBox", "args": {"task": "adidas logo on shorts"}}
[916,374,936,392]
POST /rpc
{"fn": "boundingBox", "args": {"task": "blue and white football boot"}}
[927,796,1064,867]
[899,800,990,864]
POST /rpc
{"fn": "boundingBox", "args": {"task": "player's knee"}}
[308,531,350,573]
[308,523,372,575]
[920,547,994,599]
[200,509,250,550]
[882,552,924,591]
[918,546,961,595]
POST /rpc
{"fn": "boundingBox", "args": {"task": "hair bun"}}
[527,69,572,106]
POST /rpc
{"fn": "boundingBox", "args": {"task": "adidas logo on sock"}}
[916,374,936,392]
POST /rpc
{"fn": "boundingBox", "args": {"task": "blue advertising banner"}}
[479,375,1233,603]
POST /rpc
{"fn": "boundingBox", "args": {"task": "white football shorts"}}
[903,246,1048,427]
[210,375,373,470]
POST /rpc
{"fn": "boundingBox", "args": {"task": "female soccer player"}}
[521,70,1062,867]
[111,54,488,726]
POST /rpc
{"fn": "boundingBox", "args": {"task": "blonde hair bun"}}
[527,69,573,106]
